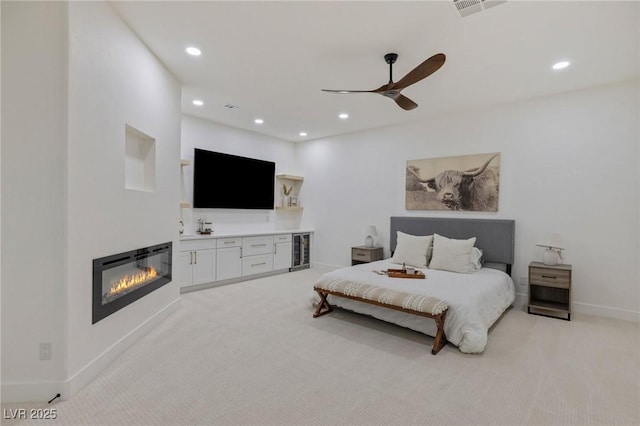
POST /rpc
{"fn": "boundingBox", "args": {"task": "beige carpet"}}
[3,267,639,425]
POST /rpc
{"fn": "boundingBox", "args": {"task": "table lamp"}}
[364,225,378,248]
[536,233,564,266]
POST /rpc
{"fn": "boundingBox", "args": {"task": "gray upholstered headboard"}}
[390,217,515,274]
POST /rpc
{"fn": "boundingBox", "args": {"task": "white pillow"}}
[429,234,477,274]
[390,231,433,268]
[470,247,484,271]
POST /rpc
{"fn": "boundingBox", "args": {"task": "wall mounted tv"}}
[193,149,275,209]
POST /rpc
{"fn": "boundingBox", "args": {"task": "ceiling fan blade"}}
[391,53,446,91]
[321,89,378,94]
[321,84,388,94]
[394,94,418,111]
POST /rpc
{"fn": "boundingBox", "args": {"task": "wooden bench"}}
[312,281,449,355]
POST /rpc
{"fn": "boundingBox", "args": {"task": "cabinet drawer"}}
[218,237,241,248]
[242,254,273,276]
[274,233,292,243]
[529,267,571,288]
[352,248,377,262]
[180,239,216,252]
[243,236,274,256]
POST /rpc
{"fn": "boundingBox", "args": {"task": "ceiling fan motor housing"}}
[384,53,398,64]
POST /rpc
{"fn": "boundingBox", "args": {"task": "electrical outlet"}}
[39,342,52,360]
[519,276,528,287]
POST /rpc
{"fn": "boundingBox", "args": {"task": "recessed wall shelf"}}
[180,159,191,208]
[125,124,156,192]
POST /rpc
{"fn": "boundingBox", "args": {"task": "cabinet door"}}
[273,242,292,271]
[216,247,242,281]
[178,251,194,287]
[192,249,216,285]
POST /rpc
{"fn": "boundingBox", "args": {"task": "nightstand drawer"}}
[529,267,571,288]
[352,248,377,262]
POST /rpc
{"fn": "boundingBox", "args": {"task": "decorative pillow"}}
[429,234,477,274]
[390,231,433,268]
[470,247,484,271]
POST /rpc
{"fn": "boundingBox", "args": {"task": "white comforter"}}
[314,260,515,353]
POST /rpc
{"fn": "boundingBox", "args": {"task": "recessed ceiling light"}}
[299,132,308,137]
[339,113,349,120]
[552,61,570,70]
[254,118,264,124]
[186,47,201,56]
[192,99,204,106]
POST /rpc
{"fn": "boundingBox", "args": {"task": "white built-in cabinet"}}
[178,239,216,287]
[242,236,274,276]
[216,237,242,281]
[178,232,296,291]
[273,234,293,270]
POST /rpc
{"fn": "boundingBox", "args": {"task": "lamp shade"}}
[365,225,378,237]
[364,225,377,248]
[536,233,564,250]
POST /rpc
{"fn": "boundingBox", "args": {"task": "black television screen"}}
[193,149,275,209]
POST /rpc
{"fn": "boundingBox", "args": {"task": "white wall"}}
[65,1,182,394]
[1,1,69,400]
[297,80,640,321]
[180,115,298,234]
[1,1,183,402]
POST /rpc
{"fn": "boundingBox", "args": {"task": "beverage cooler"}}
[291,233,310,271]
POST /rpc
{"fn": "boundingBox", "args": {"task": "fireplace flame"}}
[109,266,158,296]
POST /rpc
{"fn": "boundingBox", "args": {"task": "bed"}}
[313,217,516,353]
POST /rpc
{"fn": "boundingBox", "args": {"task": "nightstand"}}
[528,262,572,321]
[351,246,383,266]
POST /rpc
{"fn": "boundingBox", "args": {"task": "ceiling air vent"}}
[453,0,507,17]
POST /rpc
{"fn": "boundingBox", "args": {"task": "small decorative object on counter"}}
[197,218,213,235]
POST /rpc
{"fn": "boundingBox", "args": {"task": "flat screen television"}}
[193,149,275,209]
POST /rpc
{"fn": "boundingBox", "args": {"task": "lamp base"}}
[365,236,374,248]
[542,248,559,266]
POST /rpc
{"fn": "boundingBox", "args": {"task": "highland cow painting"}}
[406,152,500,211]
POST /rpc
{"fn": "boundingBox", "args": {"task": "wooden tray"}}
[385,269,426,279]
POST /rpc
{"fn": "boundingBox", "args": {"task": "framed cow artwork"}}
[406,152,500,212]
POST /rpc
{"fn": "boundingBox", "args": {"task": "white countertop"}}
[180,228,314,241]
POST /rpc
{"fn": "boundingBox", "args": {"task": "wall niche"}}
[125,124,156,192]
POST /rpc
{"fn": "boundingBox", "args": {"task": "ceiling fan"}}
[321,52,446,111]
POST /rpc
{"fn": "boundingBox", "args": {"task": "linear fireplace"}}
[92,242,172,324]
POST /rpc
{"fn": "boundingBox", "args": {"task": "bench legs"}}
[312,290,448,355]
[431,311,447,355]
[313,291,333,318]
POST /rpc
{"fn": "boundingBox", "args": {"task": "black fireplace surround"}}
[92,242,172,324]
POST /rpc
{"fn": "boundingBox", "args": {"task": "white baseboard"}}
[2,297,182,404]
[513,292,527,309]
[572,301,639,322]
[62,297,181,398]
[310,262,342,270]
[514,291,638,322]
[0,380,63,404]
